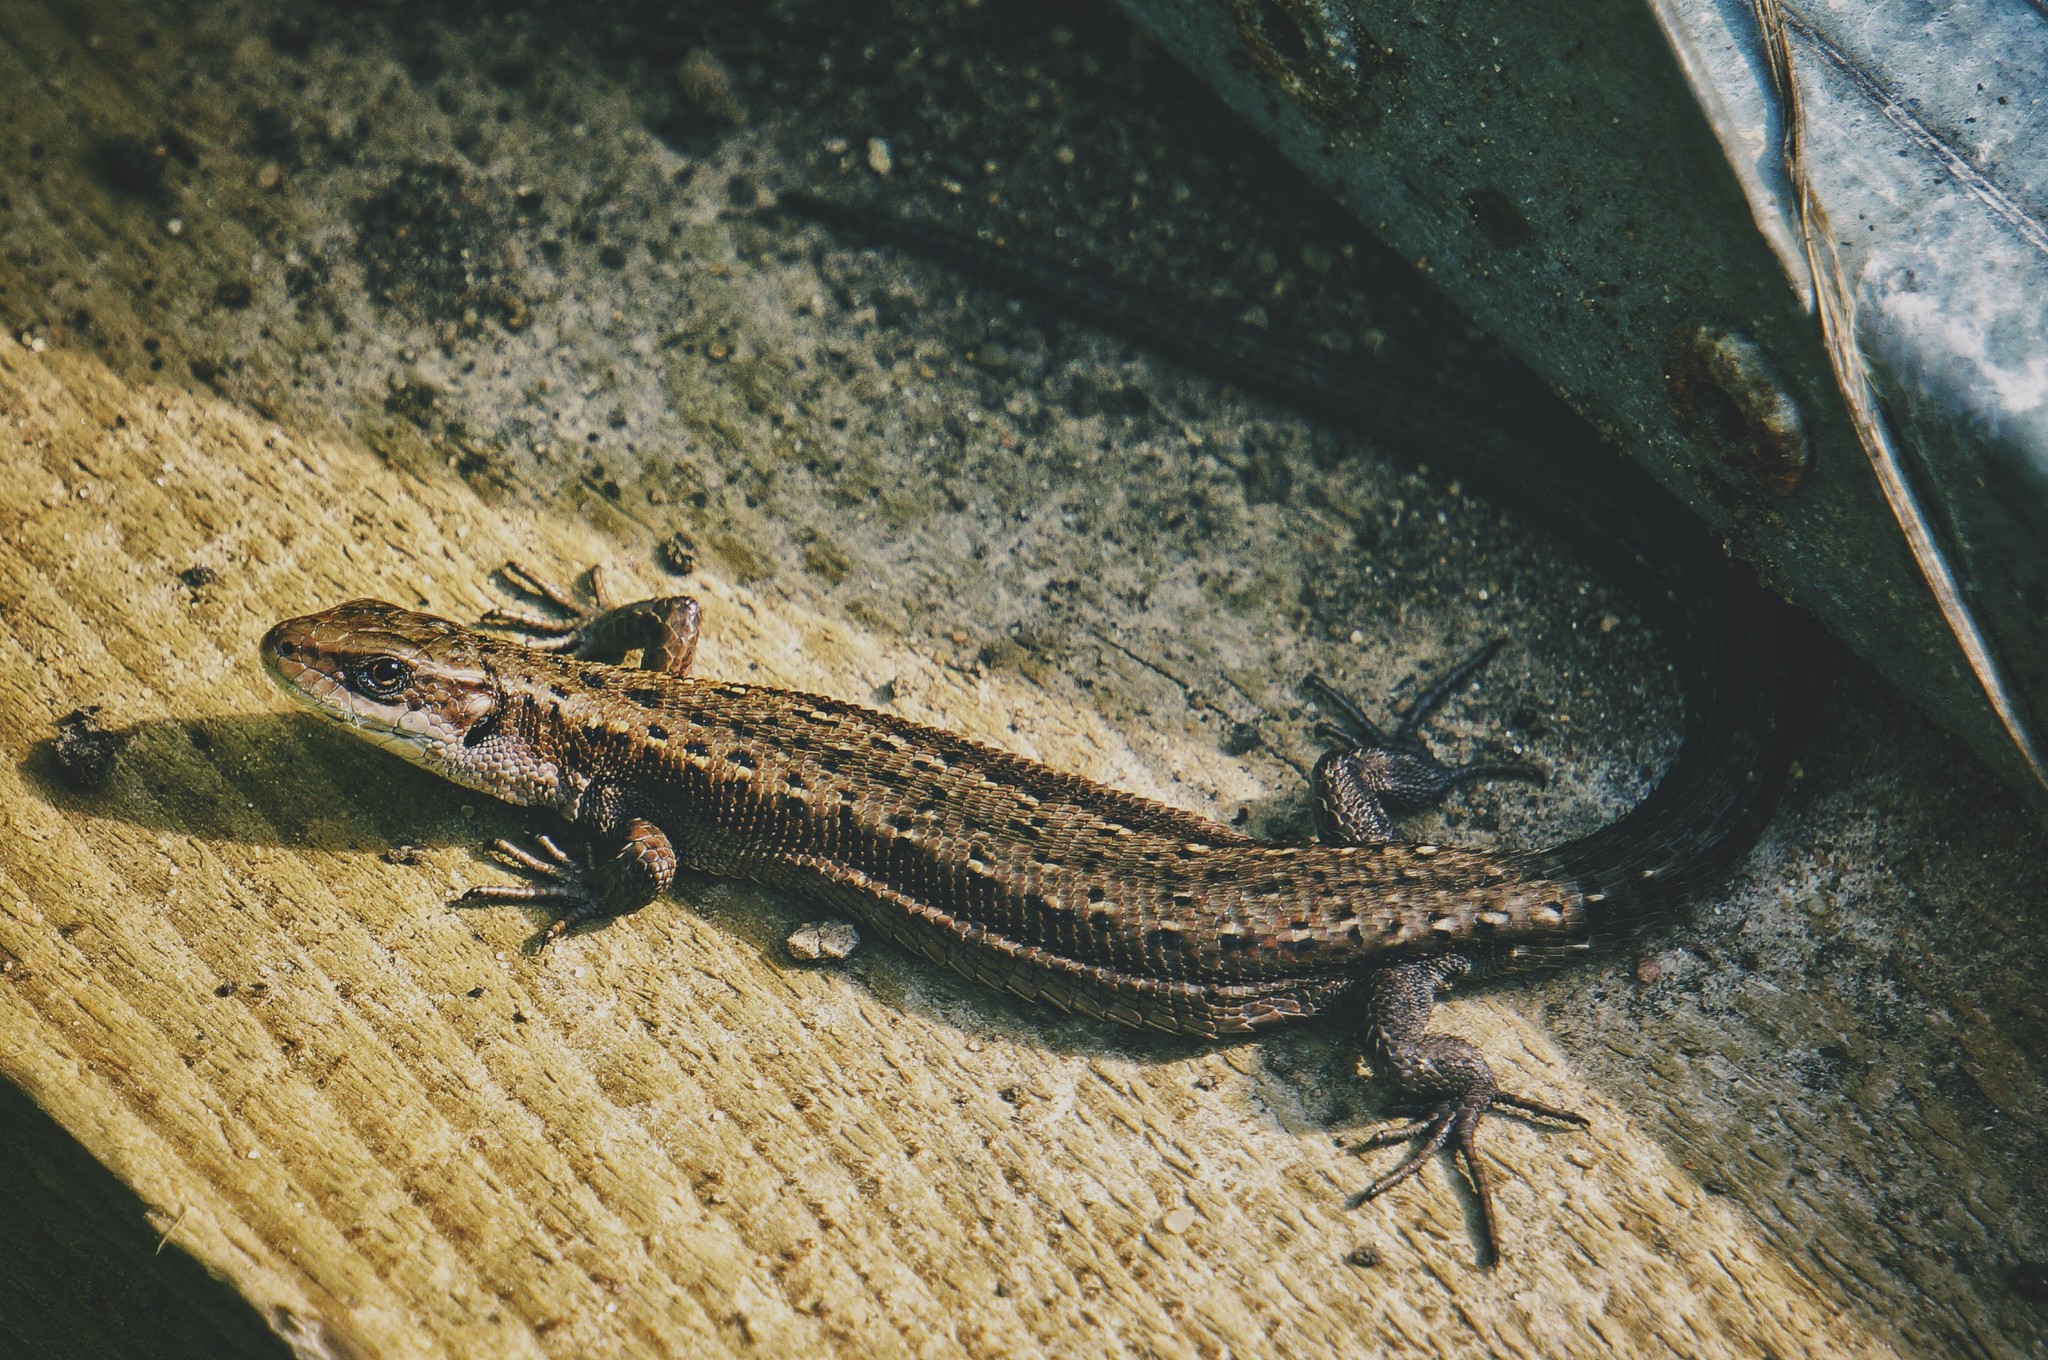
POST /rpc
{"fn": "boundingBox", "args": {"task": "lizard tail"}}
[782,192,1793,935]
[1523,481,1789,934]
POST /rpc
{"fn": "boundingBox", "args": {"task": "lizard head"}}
[261,600,513,786]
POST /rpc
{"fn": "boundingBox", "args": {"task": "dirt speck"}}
[53,707,127,790]
[96,134,174,200]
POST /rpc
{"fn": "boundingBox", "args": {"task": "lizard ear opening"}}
[461,698,505,747]
[460,665,510,748]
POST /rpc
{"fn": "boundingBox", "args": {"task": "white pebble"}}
[787,919,860,962]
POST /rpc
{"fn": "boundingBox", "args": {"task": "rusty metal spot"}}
[1228,0,1391,126]
[1664,326,1810,495]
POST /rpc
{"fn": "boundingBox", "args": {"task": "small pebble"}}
[1160,1206,1196,1234]
[256,162,283,191]
[866,137,893,176]
[677,48,747,126]
[1344,1245,1382,1269]
[787,920,860,962]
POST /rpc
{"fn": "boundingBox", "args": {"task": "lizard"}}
[263,513,1784,1266]
[260,199,1787,1266]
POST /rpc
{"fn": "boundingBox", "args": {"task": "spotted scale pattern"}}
[264,600,1588,1036]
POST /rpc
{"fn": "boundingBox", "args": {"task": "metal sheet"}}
[1115,0,2048,800]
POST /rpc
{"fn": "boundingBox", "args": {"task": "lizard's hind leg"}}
[1349,956,1587,1267]
[1303,639,1544,844]
[1305,641,1578,1266]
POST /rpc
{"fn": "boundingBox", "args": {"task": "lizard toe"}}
[451,832,608,949]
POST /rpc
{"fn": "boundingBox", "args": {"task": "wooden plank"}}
[0,2,2042,1356]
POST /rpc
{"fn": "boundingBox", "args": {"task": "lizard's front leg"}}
[458,563,693,947]
[456,811,677,952]
[1307,644,1583,1267]
[484,560,703,675]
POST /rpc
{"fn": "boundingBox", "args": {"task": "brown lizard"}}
[263,534,1784,1265]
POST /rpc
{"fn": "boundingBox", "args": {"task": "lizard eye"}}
[352,656,412,699]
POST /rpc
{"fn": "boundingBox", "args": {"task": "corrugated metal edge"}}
[1642,0,1813,309]
[1752,0,2048,793]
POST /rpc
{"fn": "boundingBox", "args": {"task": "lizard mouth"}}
[260,617,374,723]
[260,618,345,712]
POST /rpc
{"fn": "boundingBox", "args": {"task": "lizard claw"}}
[1304,644,1546,844]
[453,833,605,952]
[1348,1089,1588,1267]
[481,562,607,652]
[1305,644,1547,807]
[480,561,703,676]
[1342,957,1590,1267]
